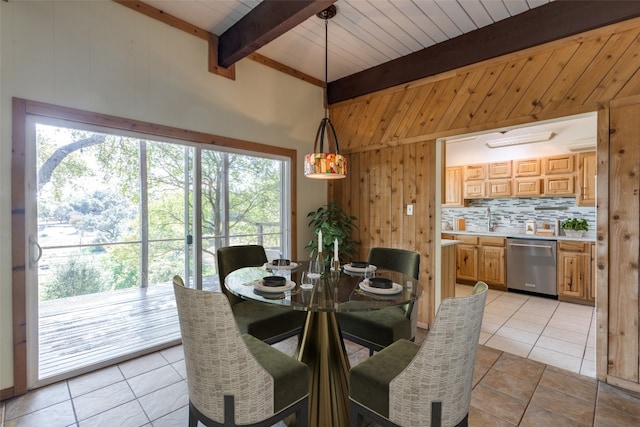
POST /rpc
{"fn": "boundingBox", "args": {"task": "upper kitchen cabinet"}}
[577,152,596,206]
[513,158,542,177]
[545,154,575,174]
[464,164,486,180]
[544,174,574,195]
[443,166,464,207]
[488,161,511,179]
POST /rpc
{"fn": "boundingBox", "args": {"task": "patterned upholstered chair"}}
[349,281,488,427]
[173,276,309,427]
[216,245,306,344]
[338,247,420,355]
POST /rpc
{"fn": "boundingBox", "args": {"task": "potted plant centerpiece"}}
[306,202,359,265]
[561,217,589,238]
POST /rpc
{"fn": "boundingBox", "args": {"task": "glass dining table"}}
[225,261,422,427]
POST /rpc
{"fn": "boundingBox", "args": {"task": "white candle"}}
[334,238,339,259]
[318,230,322,252]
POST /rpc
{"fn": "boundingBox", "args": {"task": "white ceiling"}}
[144,0,552,82]
[445,113,597,166]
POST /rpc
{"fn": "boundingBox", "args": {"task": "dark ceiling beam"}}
[218,0,336,68]
[328,0,640,104]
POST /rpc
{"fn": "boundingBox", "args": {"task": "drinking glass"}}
[307,260,322,279]
[300,271,313,289]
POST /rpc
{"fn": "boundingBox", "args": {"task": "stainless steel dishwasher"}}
[506,238,557,296]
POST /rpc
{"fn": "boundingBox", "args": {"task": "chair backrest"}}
[367,247,420,280]
[173,276,275,425]
[217,245,268,305]
[388,281,488,427]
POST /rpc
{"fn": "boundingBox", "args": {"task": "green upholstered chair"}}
[338,247,421,355]
[173,276,309,427]
[349,281,488,427]
[216,245,306,344]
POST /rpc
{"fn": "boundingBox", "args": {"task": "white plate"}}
[254,280,296,293]
[358,280,402,295]
[300,283,313,290]
[263,262,299,271]
[343,264,377,273]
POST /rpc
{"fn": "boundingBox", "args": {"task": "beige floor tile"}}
[127,365,183,398]
[484,312,510,326]
[151,405,189,427]
[479,331,492,344]
[495,325,541,345]
[480,369,538,402]
[594,401,640,426]
[528,347,582,374]
[172,359,187,379]
[4,400,76,427]
[159,345,184,364]
[118,353,169,379]
[4,381,70,420]
[596,382,640,418]
[535,335,586,358]
[503,318,545,335]
[73,380,136,421]
[520,404,591,426]
[471,383,528,425]
[68,365,125,398]
[547,316,591,335]
[510,310,552,326]
[468,405,517,426]
[580,360,596,378]
[530,385,595,425]
[485,304,519,318]
[482,320,504,335]
[541,325,588,346]
[78,399,149,427]
[485,335,533,358]
[137,380,189,422]
[539,366,598,402]
[492,352,545,383]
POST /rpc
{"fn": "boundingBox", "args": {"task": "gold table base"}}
[296,311,351,427]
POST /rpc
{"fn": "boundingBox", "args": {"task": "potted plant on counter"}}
[560,217,589,238]
[306,202,359,263]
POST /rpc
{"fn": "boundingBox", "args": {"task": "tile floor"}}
[2,289,639,427]
[456,283,596,377]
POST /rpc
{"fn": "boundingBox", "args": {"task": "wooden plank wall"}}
[329,17,640,388]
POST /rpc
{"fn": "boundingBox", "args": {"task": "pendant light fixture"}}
[304,5,347,180]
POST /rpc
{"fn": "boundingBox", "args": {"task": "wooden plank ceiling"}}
[329,18,640,153]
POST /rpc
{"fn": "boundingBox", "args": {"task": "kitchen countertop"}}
[441,239,460,247]
[442,229,596,243]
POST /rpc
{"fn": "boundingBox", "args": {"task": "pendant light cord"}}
[324,15,329,119]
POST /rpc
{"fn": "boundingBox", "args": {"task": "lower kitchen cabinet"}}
[557,241,593,304]
[448,234,506,289]
[478,237,506,288]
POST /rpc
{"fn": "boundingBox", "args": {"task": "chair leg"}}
[350,400,364,427]
[296,397,309,427]
[431,401,442,427]
[188,403,198,427]
[368,347,374,357]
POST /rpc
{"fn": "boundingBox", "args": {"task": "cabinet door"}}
[488,161,511,179]
[514,158,541,177]
[463,181,485,198]
[545,175,574,195]
[464,164,486,180]
[444,166,463,206]
[479,246,505,286]
[545,154,575,174]
[487,180,511,197]
[456,244,478,282]
[558,252,589,299]
[513,178,541,196]
[577,152,596,206]
[589,243,596,302]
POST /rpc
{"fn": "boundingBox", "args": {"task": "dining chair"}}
[173,276,309,427]
[337,247,421,355]
[349,281,488,427]
[216,244,306,344]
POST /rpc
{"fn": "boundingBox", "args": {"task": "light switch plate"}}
[406,204,414,215]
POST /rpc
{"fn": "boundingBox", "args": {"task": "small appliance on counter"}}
[525,220,536,235]
[455,218,466,231]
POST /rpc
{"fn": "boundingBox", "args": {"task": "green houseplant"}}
[306,202,359,263]
[561,217,589,237]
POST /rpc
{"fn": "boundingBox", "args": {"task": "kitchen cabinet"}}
[463,180,485,198]
[444,166,464,206]
[488,161,511,179]
[448,234,506,289]
[457,237,479,282]
[487,180,511,197]
[577,151,596,206]
[464,164,486,180]
[478,236,506,288]
[513,178,542,196]
[545,174,574,195]
[545,154,574,174]
[557,241,591,304]
[514,158,541,177]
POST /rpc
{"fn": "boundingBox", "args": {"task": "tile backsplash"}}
[442,197,596,237]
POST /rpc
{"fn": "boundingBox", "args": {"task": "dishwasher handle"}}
[508,242,554,249]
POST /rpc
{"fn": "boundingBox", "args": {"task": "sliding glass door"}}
[24,115,290,387]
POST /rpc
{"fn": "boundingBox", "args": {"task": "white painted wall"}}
[0,1,326,391]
